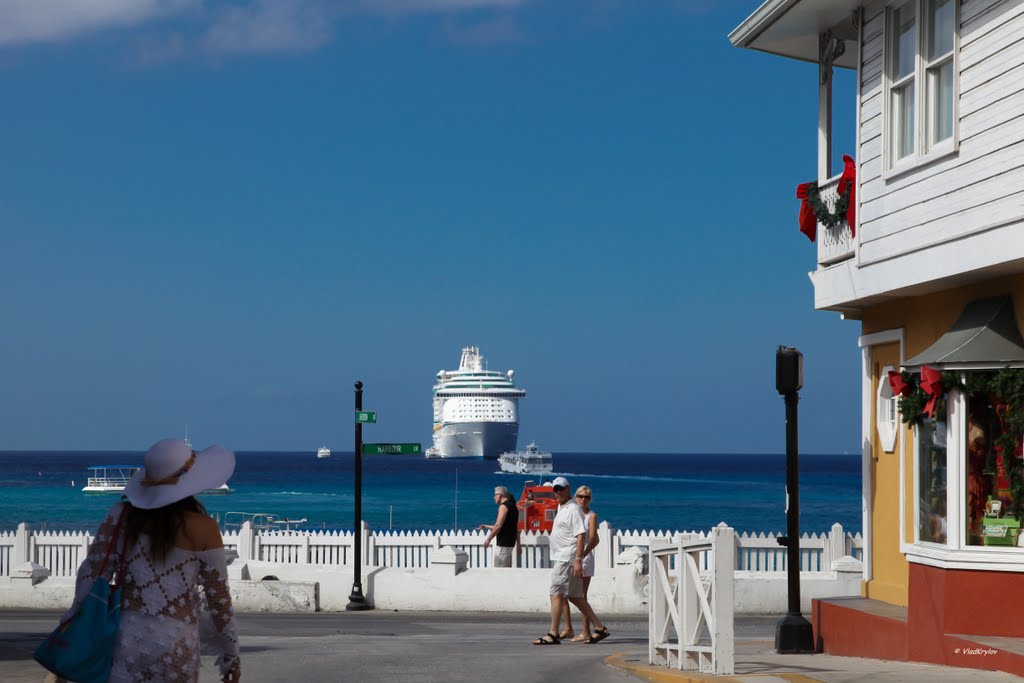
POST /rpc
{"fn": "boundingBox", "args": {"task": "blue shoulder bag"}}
[33,505,128,683]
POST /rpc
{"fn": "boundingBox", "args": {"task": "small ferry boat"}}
[317,446,331,459]
[82,465,233,495]
[498,443,553,475]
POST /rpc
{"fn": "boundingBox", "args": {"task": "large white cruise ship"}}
[428,346,526,459]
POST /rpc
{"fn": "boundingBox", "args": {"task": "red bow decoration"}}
[920,365,943,418]
[795,156,857,243]
[796,182,817,243]
[887,370,911,397]
[837,155,857,237]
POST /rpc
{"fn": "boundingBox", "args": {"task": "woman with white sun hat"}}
[59,438,241,682]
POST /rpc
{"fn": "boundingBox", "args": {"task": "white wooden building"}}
[732,0,1024,676]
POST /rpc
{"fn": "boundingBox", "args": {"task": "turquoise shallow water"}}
[0,451,861,535]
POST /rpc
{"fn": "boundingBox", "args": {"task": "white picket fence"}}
[0,521,862,578]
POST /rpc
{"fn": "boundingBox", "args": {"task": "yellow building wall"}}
[865,342,908,605]
[859,275,1024,605]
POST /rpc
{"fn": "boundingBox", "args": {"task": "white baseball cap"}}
[551,476,570,489]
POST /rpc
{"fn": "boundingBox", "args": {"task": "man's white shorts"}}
[549,561,584,598]
[494,546,513,567]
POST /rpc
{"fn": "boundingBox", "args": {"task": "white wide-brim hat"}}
[124,438,235,510]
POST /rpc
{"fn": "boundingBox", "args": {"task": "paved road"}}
[4,611,1020,682]
[0,609,651,683]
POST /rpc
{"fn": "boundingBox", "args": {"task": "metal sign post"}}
[347,381,372,611]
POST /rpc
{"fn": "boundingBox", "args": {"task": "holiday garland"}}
[890,367,1024,521]
[801,181,851,230]
[796,154,857,243]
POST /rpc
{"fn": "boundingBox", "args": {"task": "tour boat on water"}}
[82,465,233,495]
[82,466,139,493]
[498,442,553,475]
[317,446,331,459]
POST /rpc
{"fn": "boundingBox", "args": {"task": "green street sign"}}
[355,411,377,423]
[362,443,421,456]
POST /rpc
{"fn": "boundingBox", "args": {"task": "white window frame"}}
[906,371,1024,571]
[877,365,900,453]
[883,0,960,176]
[912,391,957,549]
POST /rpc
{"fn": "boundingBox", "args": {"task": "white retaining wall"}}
[0,521,864,614]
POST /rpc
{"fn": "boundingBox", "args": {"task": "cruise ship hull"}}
[433,421,518,459]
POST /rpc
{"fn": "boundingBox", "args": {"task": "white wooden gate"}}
[649,523,735,675]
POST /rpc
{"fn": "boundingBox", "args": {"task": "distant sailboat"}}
[184,425,193,449]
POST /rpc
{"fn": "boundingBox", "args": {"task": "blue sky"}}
[0,0,861,453]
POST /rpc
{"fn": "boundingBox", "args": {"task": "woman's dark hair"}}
[123,496,208,563]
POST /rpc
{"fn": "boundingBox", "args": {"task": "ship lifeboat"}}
[516,480,559,532]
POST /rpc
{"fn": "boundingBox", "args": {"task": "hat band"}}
[142,451,197,487]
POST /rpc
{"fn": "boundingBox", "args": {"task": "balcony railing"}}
[816,172,855,267]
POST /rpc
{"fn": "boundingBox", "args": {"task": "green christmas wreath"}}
[802,182,851,230]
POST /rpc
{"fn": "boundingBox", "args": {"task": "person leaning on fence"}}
[533,476,609,646]
[58,438,241,682]
[478,485,520,567]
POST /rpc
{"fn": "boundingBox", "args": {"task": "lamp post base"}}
[346,586,373,611]
[774,613,815,654]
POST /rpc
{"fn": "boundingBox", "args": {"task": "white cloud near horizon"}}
[0,0,199,46]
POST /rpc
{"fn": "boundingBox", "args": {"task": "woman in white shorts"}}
[559,485,600,642]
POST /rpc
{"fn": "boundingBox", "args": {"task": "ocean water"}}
[0,452,861,536]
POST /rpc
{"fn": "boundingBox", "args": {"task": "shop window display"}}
[967,394,1022,546]
[893,365,1024,549]
[918,417,947,544]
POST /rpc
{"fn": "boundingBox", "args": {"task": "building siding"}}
[855,0,1024,273]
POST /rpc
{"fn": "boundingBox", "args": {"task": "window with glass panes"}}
[887,0,956,167]
[917,415,948,544]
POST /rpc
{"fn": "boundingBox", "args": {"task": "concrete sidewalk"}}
[1,611,1018,682]
[610,646,1021,682]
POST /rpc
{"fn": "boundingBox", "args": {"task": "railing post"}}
[237,521,254,561]
[648,546,665,666]
[80,533,91,572]
[829,523,845,569]
[712,523,735,676]
[301,533,310,564]
[361,521,373,568]
[596,521,613,571]
[681,541,698,671]
[13,523,31,566]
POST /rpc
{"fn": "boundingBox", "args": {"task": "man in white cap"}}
[478,485,519,567]
[532,476,609,645]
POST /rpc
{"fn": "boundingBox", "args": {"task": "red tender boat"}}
[516,480,559,532]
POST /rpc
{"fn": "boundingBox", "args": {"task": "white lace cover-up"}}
[65,503,240,683]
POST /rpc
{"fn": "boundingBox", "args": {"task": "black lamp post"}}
[774,346,815,653]
[347,380,372,611]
